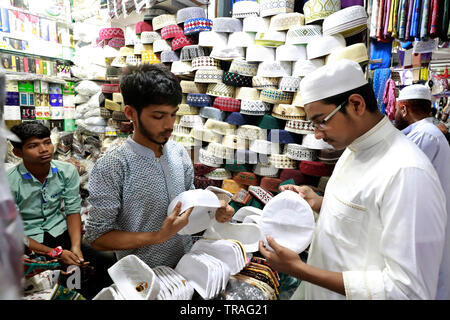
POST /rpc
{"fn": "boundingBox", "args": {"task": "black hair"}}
[399,99,432,115]
[9,121,50,149]
[119,63,182,115]
[319,82,379,114]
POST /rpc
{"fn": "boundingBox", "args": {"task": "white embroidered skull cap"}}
[261,190,315,254]
[300,59,368,105]
[167,189,221,235]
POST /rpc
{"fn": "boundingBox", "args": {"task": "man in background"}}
[394,84,450,299]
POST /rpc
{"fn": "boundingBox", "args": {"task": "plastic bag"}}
[75,80,101,96]
[84,116,107,126]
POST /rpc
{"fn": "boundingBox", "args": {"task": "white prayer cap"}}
[167,189,221,235]
[397,84,432,101]
[300,59,368,105]
[261,190,315,254]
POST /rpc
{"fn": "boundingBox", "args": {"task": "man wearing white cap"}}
[259,59,447,299]
[395,84,450,300]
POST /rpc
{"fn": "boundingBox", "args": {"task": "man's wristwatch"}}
[48,246,63,258]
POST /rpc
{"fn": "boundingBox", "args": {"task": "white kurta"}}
[298,117,447,300]
[403,117,450,300]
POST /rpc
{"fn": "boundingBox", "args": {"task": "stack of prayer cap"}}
[259,0,295,17]
[306,34,346,59]
[232,0,260,18]
[322,5,368,37]
[303,0,340,24]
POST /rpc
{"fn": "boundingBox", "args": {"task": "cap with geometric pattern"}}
[161,24,184,39]
[152,14,177,30]
[180,45,210,61]
[239,100,272,116]
[272,103,306,120]
[269,12,305,31]
[184,18,213,35]
[260,88,294,104]
[213,97,241,112]
[229,59,259,77]
[206,83,236,98]
[222,72,253,87]
[232,0,260,18]
[192,56,221,70]
[259,0,295,17]
[186,93,212,107]
[194,69,225,84]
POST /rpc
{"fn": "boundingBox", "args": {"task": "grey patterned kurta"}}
[85,137,195,268]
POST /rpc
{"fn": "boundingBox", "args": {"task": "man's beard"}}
[137,116,172,145]
[394,117,409,131]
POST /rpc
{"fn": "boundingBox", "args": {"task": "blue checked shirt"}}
[85,137,195,268]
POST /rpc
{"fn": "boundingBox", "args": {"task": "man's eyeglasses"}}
[311,100,347,131]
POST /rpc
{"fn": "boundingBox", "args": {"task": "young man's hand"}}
[279,184,323,213]
[158,202,193,243]
[60,249,84,266]
[258,236,303,275]
[215,200,234,223]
